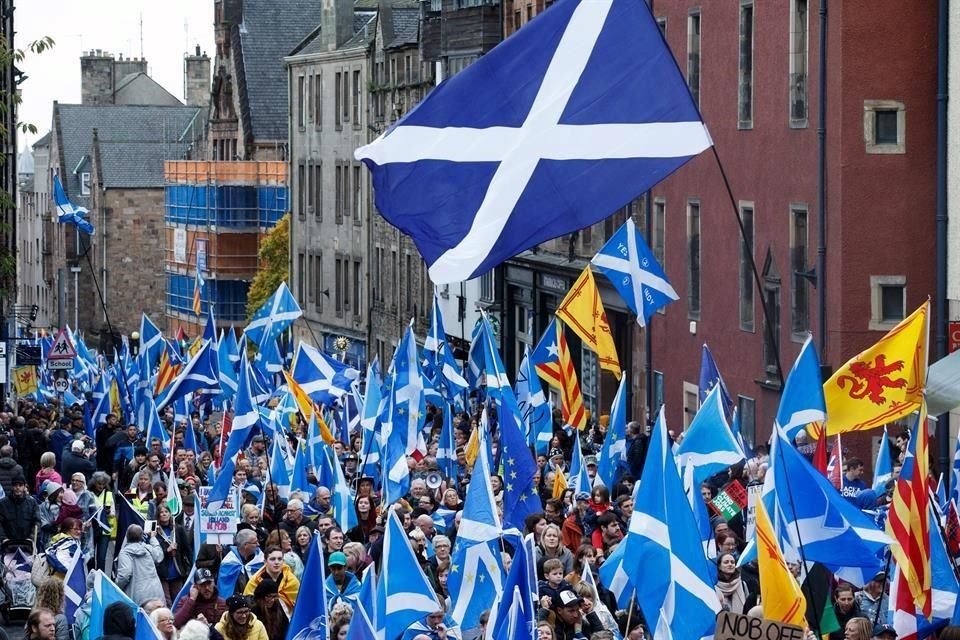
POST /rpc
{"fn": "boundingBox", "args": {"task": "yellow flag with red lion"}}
[824,300,928,436]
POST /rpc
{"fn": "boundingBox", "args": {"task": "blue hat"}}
[872,624,897,638]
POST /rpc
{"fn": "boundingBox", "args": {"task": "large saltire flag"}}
[355,0,710,283]
[755,500,806,626]
[244,281,302,348]
[887,404,932,618]
[531,317,586,429]
[556,266,621,378]
[824,300,929,435]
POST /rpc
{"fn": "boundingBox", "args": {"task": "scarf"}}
[715,575,747,615]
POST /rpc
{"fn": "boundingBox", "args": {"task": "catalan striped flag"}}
[154,342,182,398]
[531,317,586,429]
[192,271,204,316]
[887,403,931,618]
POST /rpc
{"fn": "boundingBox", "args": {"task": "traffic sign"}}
[47,359,75,371]
[54,378,69,393]
[48,329,78,360]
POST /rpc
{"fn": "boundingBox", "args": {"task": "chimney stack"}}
[184,45,211,108]
[80,50,115,105]
[320,0,354,51]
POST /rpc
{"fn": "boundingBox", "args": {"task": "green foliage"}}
[246,214,291,320]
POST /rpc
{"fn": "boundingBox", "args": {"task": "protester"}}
[155,504,192,604]
[150,608,178,640]
[714,552,755,615]
[324,551,361,610]
[0,444,24,495]
[173,568,227,629]
[115,523,165,606]
[100,601,136,640]
[830,586,864,640]
[244,545,300,609]
[215,595,269,640]
[61,440,96,482]
[0,474,39,543]
[250,579,289,640]
[33,578,69,640]
[34,452,61,496]
[25,608,58,640]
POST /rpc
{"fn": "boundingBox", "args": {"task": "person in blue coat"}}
[323,552,361,610]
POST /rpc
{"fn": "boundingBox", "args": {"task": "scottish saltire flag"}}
[63,547,86,624]
[683,461,718,565]
[53,175,95,234]
[515,347,552,455]
[592,218,677,326]
[347,567,378,640]
[449,445,504,631]
[217,546,264,597]
[676,386,744,486]
[253,336,284,381]
[292,342,361,407]
[698,344,733,415]
[378,509,443,640]
[269,433,292,499]
[290,441,312,495]
[89,571,137,640]
[741,424,889,575]
[423,293,469,405]
[874,428,894,492]
[139,313,164,366]
[568,438,592,494]
[356,0,710,282]
[776,337,826,442]
[137,394,167,453]
[598,536,633,608]
[205,453,238,512]
[244,282,302,347]
[499,381,541,530]
[951,436,960,507]
[222,352,260,462]
[622,408,720,639]
[596,373,628,488]
[331,450,358,533]
[489,534,537,640]
[217,329,240,401]
[466,319,485,389]
[381,324,426,503]
[155,339,220,411]
[436,407,457,480]
[286,535,328,640]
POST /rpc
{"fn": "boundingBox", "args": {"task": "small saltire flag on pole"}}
[592,217,677,326]
[556,266,621,379]
[355,0,711,283]
[824,300,929,436]
[53,175,95,234]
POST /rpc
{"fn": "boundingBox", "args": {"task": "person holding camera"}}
[400,606,460,640]
[115,523,165,606]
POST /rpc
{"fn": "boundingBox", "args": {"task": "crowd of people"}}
[0,395,952,640]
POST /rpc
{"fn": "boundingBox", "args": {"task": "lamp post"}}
[130,331,140,358]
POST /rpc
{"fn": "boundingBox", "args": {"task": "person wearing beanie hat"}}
[325,551,361,611]
[215,595,268,640]
[251,578,289,640]
[0,473,40,544]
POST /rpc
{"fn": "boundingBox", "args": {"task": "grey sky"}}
[16,0,215,147]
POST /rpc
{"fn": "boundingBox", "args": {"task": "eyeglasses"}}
[233,609,251,616]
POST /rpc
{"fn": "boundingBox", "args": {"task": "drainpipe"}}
[816,0,828,362]
[936,0,950,480]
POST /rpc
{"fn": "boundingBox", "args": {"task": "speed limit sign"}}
[54,378,69,393]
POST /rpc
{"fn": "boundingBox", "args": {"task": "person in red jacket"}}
[172,568,227,629]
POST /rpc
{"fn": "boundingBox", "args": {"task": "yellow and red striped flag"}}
[886,402,931,618]
[534,318,586,429]
[154,344,181,397]
[755,499,807,626]
[192,271,204,316]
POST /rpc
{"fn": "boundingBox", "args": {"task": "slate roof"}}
[55,104,204,198]
[341,13,378,49]
[236,0,323,142]
[387,7,420,49]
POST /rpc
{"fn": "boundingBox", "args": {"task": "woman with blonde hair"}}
[33,577,69,640]
[34,452,61,496]
[843,617,872,640]
[535,523,574,577]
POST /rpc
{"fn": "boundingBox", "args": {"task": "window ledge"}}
[789,119,809,129]
[755,376,783,391]
[869,320,902,332]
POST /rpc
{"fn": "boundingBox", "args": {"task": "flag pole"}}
[872,551,891,626]
[709,146,785,384]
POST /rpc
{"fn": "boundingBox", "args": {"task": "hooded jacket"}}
[98,601,135,640]
[0,492,39,541]
[215,610,269,640]
[0,456,23,495]
[115,537,165,606]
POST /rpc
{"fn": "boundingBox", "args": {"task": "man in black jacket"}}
[61,440,96,481]
[0,475,40,543]
[0,445,23,496]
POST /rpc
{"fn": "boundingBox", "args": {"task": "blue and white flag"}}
[217,329,240,401]
[222,352,260,462]
[244,281,302,348]
[515,346,552,455]
[356,0,710,283]
[951,435,960,508]
[89,571,137,640]
[217,546,264,597]
[596,373,628,488]
[448,443,504,632]
[139,313,164,366]
[349,565,378,640]
[436,407,457,481]
[204,453,238,512]
[598,536,633,609]
[423,293,468,405]
[331,449,358,533]
[592,217,677,326]
[136,607,165,640]
[292,342,361,407]
[269,432,292,499]
[489,534,537,640]
[63,546,86,625]
[622,407,720,640]
[381,324,426,504]
[53,175,94,234]
[466,320,485,390]
[569,437,592,495]
[290,441,312,496]
[378,510,443,640]
[874,428,894,493]
[286,535,328,640]
[155,339,220,411]
[698,344,733,416]
[676,386,744,486]
[775,336,826,442]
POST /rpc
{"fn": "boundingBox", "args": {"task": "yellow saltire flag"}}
[282,370,336,444]
[187,336,204,359]
[552,465,568,499]
[823,300,928,436]
[465,425,480,467]
[556,267,621,379]
[755,500,807,626]
[12,366,38,396]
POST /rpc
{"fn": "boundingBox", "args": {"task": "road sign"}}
[47,359,75,371]
[54,378,69,393]
[48,329,78,361]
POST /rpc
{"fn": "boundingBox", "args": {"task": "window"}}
[353,164,362,225]
[656,17,667,36]
[297,163,306,217]
[297,75,305,128]
[739,203,754,331]
[404,55,412,83]
[514,11,521,32]
[305,161,314,213]
[652,371,664,417]
[80,172,91,196]
[313,72,322,127]
[687,200,701,320]
[335,257,344,316]
[334,72,342,128]
[335,163,343,224]
[581,347,598,416]
[297,252,305,301]
[307,254,315,303]
[313,162,322,219]
[392,250,399,308]
[687,11,701,106]
[314,252,323,312]
[352,69,361,125]
[682,381,699,430]
[790,206,810,335]
[737,395,756,448]
[375,247,384,303]
[864,100,906,153]
[480,269,495,302]
[870,276,906,330]
[405,254,414,314]
[343,255,351,311]
[652,198,666,265]
[762,250,781,377]
[789,0,808,126]
[738,3,754,128]
[353,260,362,317]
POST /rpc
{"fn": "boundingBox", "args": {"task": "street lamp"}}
[130,331,140,357]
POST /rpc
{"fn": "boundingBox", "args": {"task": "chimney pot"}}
[195,44,201,56]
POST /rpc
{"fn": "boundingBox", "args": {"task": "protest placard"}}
[714,611,805,640]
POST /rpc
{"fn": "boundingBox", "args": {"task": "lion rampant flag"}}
[556,267,621,379]
[756,500,807,626]
[12,366,38,396]
[823,300,928,436]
